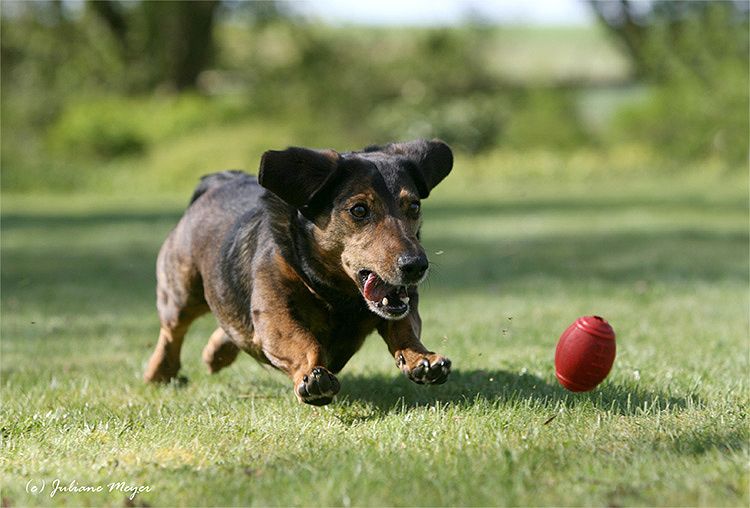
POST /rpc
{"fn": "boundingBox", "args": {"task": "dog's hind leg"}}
[144,301,208,383]
[144,240,209,383]
[202,328,240,374]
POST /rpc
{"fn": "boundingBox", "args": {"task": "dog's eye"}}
[408,201,421,217]
[350,203,370,219]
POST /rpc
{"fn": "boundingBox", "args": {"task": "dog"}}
[144,139,454,405]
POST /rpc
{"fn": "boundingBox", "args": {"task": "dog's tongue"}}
[363,273,393,302]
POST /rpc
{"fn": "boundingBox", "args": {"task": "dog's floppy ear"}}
[384,139,453,198]
[258,147,341,209]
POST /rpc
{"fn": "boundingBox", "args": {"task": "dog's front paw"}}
[397,353,451,385]
[296,367,341,406]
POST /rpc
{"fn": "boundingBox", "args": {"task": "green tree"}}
[88,0,220,91]
[590,0,749,164]
[588,0,749,81]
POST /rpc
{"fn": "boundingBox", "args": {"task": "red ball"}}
[555,316,616,392]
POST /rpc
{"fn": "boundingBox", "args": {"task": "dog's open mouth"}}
[358,270,410,319]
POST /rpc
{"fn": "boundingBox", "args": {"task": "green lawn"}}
[1,168,748,507]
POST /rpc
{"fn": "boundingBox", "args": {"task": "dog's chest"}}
[293,297,380,371]
[299,299,376,338]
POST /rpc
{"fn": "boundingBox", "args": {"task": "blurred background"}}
[2,7,748,505]
[2,0,748,197]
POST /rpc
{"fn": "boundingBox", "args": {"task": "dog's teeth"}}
[400,296,410,304]
[382,297,389,306]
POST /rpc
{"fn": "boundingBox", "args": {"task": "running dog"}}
[144,139,454,405]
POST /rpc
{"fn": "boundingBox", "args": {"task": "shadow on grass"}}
[337,368,696,417]
[0,210,183,231]
[423,229,749,288]
[1,211,177,308]
[335,372,750,459]
[3,204,747,306]
[424,194,748,219]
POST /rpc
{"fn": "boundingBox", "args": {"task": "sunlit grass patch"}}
[1,167,747,506]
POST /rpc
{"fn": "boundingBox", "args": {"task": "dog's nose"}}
[398,253,429,282]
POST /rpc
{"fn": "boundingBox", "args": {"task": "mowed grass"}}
[1,168,748,507]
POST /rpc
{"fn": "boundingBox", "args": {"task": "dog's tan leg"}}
[252,304,340,405]
[144,303,207,383]
[244,261,341,405]
[377,295,451,385]
[145,235,211,383]
[202,328,240,373]
[144,327,185,383]
[260,326,340,405]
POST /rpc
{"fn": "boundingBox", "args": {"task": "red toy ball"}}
[555,316,616,392]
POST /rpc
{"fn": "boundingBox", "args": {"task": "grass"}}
[1,165,748,507]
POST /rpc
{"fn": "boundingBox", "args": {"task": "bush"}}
[370,94,510,154]
[611,68,748,165]
[599,1,749,165]
[47,94,249,159]
[502,89,590,151]
[48,100,146,158]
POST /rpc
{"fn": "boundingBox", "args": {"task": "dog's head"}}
[258,139,453,320]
